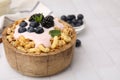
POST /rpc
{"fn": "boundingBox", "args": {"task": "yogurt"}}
[14,18,64,48]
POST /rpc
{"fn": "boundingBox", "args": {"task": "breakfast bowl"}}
[2,13,76,77]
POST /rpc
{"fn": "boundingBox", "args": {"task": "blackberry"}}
[29,13,44,22]
[41,15,54,28]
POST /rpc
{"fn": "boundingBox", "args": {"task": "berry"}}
[67,20,72,24]
[67,15,76,21]
[27,27,35,32]
[46,15,54,21]
[77,14,84,20]
[75,22,81,27]
[30,21,39,28]
[18,27,27,33]
[61,15,67,21]
[19,21,27,27]
[76,39,81,47]
[72,19,78,25]
[35,27,44,34]
[73,20,83,27]
[70,23,76,27]
[78,19,83,25]
[29,17,34,22]
[29,13,44,22]
[41,16,54,28]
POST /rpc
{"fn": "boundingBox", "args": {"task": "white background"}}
[0,0,120,80]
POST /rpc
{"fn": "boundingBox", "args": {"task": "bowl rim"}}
[2,20,76,57]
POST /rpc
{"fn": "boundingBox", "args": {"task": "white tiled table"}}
[1,0,120,80]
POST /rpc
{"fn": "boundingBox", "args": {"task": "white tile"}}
[96,66,120,80]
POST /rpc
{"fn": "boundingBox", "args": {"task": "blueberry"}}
[78,19,83,25]
[67,15,76,21]
[30,21,39,28]
[61,15,67,21]
[18,27,27,33]
[75,22,81,27]
[19,21,27,27]
[35,27,44,34]
[27,27,35,32]
[73,20,83,27]
[76,39,81,47]
[70,23,76,27]
[67,20,72,24]
[72,19,78,25]
[77,14,84,20]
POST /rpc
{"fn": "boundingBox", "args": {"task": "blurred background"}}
[1,0,120,80]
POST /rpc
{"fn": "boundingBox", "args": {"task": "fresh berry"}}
[30,21,39,28]
[70,23,76,27]
[47,15,54,21]
[76,39,81,47]
[29,17,34,22]
[75,22,81,27]
[72,19,78,25]
[67,15,76,21]
[61,15,67,21]
[78,19,83,25]
[18,27,27,33]
[67,20,72,24]
[35,27,44,34]
[41,15,54,28]
[19,21,27,27]
[77,14,84,20]
[29,13,44,22]
[27,27,35,32]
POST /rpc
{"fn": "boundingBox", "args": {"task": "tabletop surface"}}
[1,0,120,80]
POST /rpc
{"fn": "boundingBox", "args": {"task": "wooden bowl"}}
[2,22,76,77]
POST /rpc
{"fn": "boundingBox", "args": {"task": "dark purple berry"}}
[30,21,39,28]
[61,15,67,21]
[67,15,76,21]
[46,15,54,21]
[70,23,76,27]
[35,27,44,34]
[19,21,27,27]
[77,14,84,20]
[41,15,54,28]
[27,27,35,32]
[29,13,44,22]
[72,19,78,25]
[67,20,72,24]
[18,27,27,33]
[29,17,35,22]
[76,39,81,47]
[75,22,81,27]
[78,19,83,25]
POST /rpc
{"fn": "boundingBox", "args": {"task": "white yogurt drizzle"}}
[14,18,64,48]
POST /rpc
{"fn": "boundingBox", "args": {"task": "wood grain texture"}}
[0,38,2,43]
